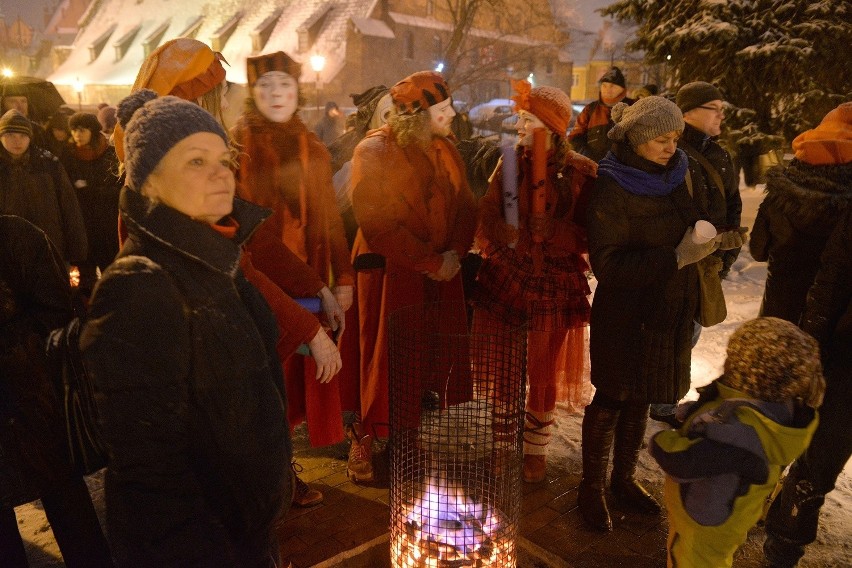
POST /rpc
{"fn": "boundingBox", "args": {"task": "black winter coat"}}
[750,160,852,324]
[680,124,743,276]
[0,148,88,263]
[60,139,121,269]
[0,215,74,507]
[587,144,700,404]
[81,188,291,567]
[802,204,852,368]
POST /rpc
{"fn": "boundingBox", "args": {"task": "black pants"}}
[0,474,113,567]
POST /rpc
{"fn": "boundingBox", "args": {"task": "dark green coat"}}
[587,145,700,404]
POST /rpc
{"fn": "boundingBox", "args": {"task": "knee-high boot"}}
[610,403,661,513]
[578,403,620,531]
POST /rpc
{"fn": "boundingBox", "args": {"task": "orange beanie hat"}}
[511,80,572,137]
[792,102,852,166]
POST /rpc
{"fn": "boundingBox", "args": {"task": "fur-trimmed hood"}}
[762,160,852,230]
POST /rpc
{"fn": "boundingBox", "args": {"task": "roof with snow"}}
[47,0,378,87]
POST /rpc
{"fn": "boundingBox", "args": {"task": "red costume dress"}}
[347,126,478,438]
[472,145,597,450]
[233,111,355,447]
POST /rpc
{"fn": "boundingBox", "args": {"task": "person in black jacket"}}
[80,90,292,567]
[0,215,113,568]
[750,102,852,324]
[581,96,727,532]
[62,112,122,295]
[763,106,852,568]
[0,109,88,266]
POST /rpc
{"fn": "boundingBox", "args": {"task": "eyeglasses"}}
[697,105,724,114]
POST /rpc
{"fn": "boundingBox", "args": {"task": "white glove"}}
[333,285,354,312]
[429,250,461,281]
[307,328,342,383]
[675,227,720,270]
[317,286,345,332]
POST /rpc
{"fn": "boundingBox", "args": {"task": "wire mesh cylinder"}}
[388,301,527,568]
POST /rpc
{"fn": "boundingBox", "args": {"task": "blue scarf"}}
[598,148,689,197]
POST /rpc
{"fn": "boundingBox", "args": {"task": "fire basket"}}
[388,302,527,568]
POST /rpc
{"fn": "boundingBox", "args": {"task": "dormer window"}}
[113,24,141,61]
[179,16,203,39]
[252,9,282,52]
[211,12,242,52]
[297,2,332,53]
[143,20,170,57]
[88,24,117,62]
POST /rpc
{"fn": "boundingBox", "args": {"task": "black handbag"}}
[47,317,108,476]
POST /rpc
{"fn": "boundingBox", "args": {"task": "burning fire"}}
[392,476,514,567]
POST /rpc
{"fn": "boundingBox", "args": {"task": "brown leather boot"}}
[578,403,620,531]
[346,423,374,482]
[291,461,323,507]
[610,403,661,514]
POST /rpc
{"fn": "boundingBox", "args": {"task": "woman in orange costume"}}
[115,38,341,508]
[472,80,597,483]
[231,51,355,450]
[345,71,478,481]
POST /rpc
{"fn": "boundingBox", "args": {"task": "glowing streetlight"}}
[73,76,84,110]
[309,54,326,115]
[1,67,13,78]
[434,61,444,73]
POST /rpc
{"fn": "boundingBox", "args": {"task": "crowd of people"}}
[0,41,849,568]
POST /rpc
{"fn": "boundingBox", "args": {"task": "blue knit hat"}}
[117,89,227,191]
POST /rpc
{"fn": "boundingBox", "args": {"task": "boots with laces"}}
[291,461,323,507]
[346,423,374,482]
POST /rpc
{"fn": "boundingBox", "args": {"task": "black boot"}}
[764,462,824,567]
[578,403,620,531]
[610,403,661,514]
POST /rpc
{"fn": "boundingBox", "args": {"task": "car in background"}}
[469,98,515,134]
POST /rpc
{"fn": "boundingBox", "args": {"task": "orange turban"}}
[390,71,450,114]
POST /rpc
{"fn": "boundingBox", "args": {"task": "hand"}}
[332,285,354,312]
[431,250,461,281]
[307,328,342,383]
[715,227,748,251]
[527,214,554,241]
[317,286,345,332]
[675,227,720,270]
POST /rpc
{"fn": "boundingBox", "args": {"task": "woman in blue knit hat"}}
[81,91,291,567]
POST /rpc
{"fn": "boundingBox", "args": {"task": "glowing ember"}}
[392,476,515,567]
[69,266,80,288]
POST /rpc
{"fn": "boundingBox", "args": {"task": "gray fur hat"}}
[117,89,227,191]
[607,95,684,147]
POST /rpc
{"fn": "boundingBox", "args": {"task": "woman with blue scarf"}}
[578,96,720,531]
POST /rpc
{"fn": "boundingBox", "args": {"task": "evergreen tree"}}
[601,0,851,143]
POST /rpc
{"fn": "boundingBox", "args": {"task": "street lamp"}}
[73,77,84,110]
[1,67,13,78]
[309,54,326,117]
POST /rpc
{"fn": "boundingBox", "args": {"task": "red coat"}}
[346,127,477,436]
[233,111,354,447]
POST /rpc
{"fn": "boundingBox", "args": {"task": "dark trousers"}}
[0,474,113,567]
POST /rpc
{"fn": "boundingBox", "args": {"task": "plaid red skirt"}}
[471,244,591,332]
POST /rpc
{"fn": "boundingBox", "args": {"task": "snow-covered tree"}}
[601,0,851,143]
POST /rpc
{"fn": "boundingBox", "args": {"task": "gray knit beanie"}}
[117,89,227,191]
[607,95,684,147]
[676,81,724,113]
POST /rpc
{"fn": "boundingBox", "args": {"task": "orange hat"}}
[115,38,226,161]
[246,51,302,87]
[390,71,450,114]
[792,102,852,165]
[511,80,572,137]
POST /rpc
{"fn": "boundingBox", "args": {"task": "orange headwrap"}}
[792,102,852,166]
[390,71,450,114]
[114,38,227,161]
[511,80,572,137]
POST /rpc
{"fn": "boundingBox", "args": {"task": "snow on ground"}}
[15,187,852,566]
